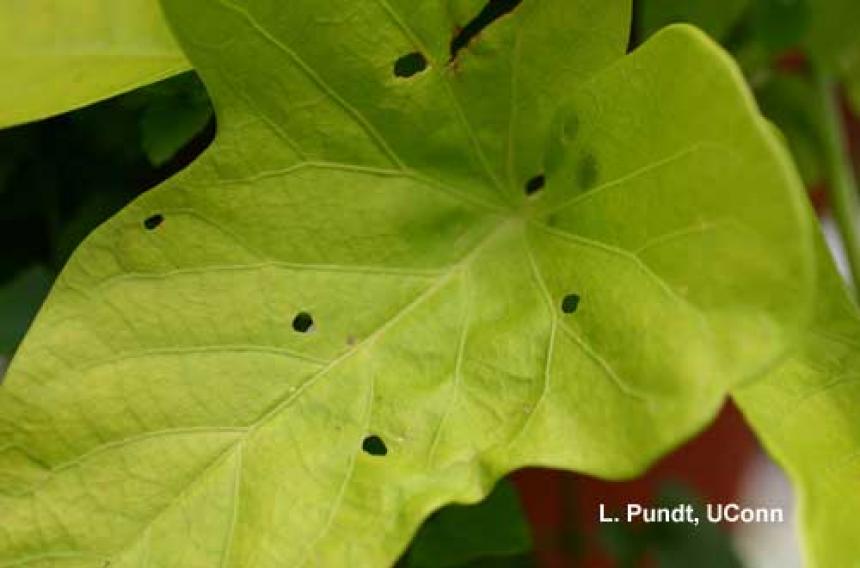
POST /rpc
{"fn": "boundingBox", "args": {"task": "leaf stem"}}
[816,71,860,297]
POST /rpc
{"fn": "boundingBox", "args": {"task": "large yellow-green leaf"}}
[0,0,189,128]
[0,0,814,566]
[735,237,860,568]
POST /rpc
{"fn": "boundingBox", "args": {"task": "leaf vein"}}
[213,0,405,169]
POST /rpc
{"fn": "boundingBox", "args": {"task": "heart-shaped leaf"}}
[0,0,188,128]
[0,1,814,565]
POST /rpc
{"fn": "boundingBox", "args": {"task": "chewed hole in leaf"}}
[525,174,546,196]
[449,0,522,62]
[394,52,428,78]
[362,435,388,456]
[292,312,314,333]
[561,294,580,314]
[143,214,164,230]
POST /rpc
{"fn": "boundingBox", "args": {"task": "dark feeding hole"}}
[525,174,545,196]
[394,52,428,78]
[362,435,388,456]
[292,312,314,333]
[449,0,523,62]
[561,294,580,314]
[143,214,164,231]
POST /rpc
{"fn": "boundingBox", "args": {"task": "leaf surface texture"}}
[0,1,814,565]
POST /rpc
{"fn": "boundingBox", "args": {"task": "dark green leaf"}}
[750,0,811,52]
[406,479,532,568]
[0,265,53,356]
[637,0,750,41]
[757,74,827,186]
[601,484,743,568]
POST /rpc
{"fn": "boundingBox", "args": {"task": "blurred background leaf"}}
[637,0,750,43]
[0,71,212,358]
[756,73,828,186]
[600,484,744,568]
[139,73,214,167]
[0,265,52,357]
[848,78,860,116]
[402,480,533,568]
[749,0,810,54]
[805,0,860,73]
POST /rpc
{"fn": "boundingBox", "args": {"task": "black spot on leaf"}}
[143,214,164,230]
[394,52,428,78]
[449,0,523,62]
[292,312,314,333]
[525,174,545,196]
[362,435,388,456]
[561,294,580,314]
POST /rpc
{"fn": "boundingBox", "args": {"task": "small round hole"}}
[362,435,388,456]
[143,214,164,230]
[525,174,545,196]
[561,294,580,314]
[292,312,314,333]
[394,52,428,78]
